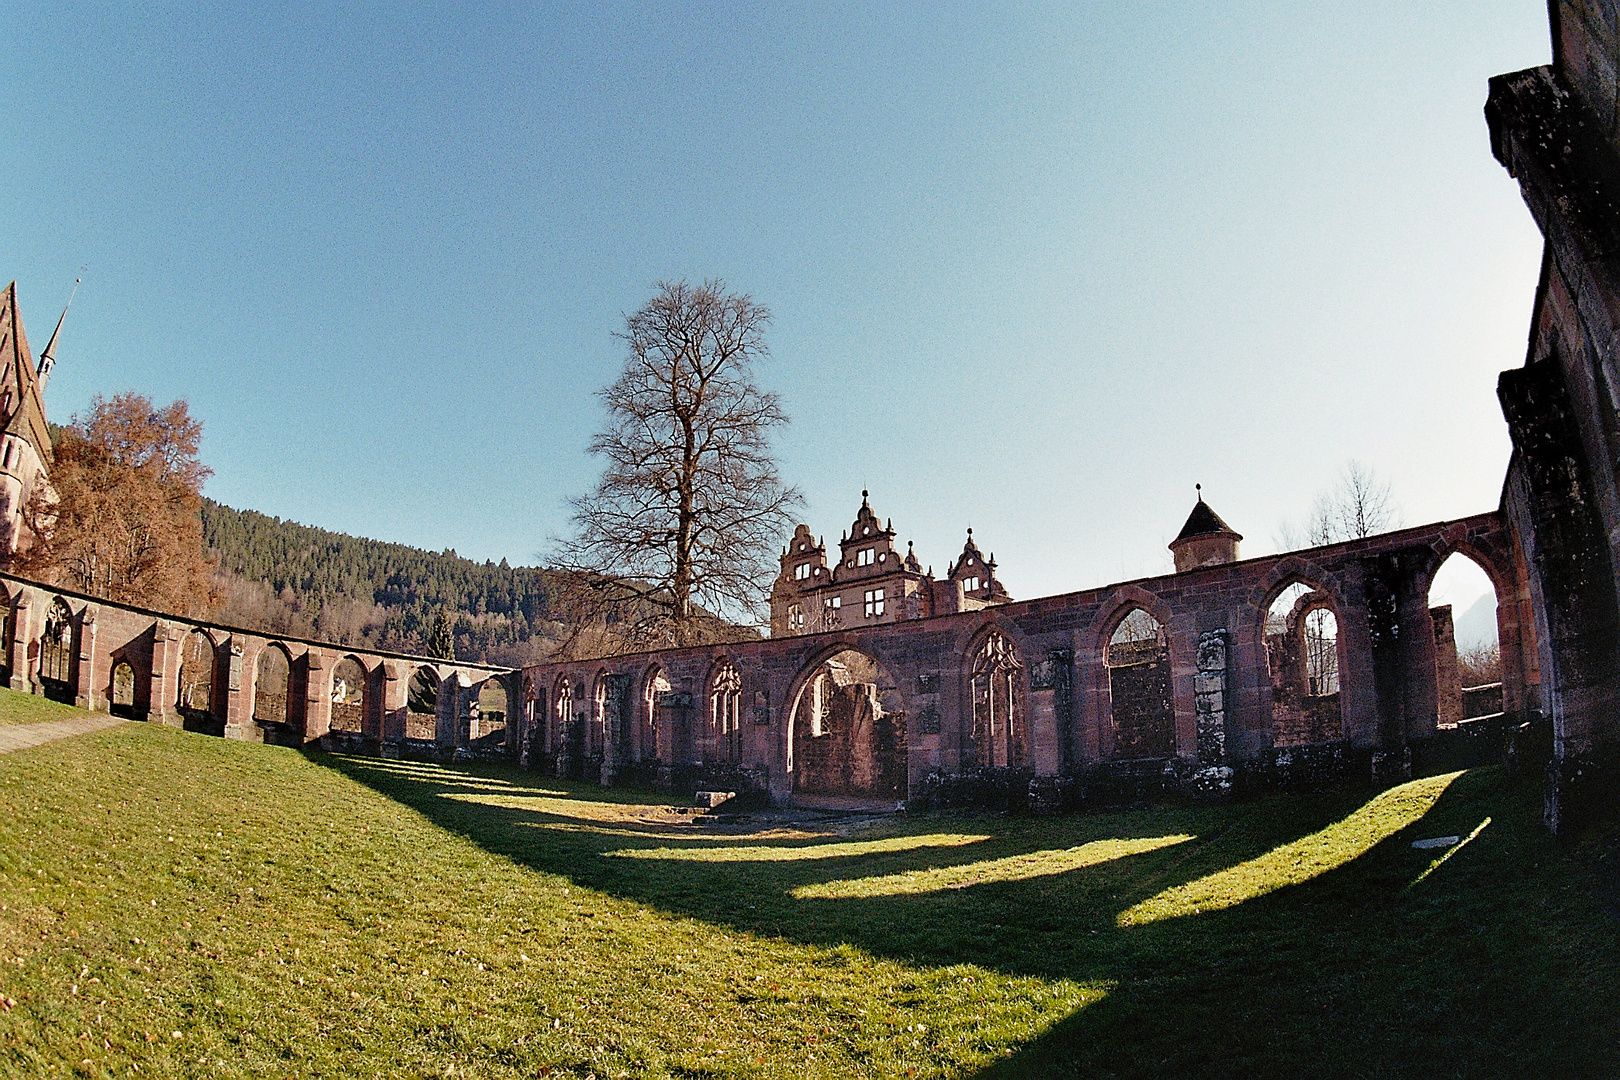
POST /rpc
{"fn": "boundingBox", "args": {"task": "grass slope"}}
[0,689,92,726]
[0,712,1614,1078]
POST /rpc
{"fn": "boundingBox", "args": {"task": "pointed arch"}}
[966,624,1026,769]
[641,664,672,762]
[109,658,138,719]
[253,643,293,728]
[1262,579,1345,746]
[38,597,74,703]
[708,657,743,764]
[1102,604,1175,760]
[405,665,440,741]
[330,655,368,734]
[783,643,908,799]
[176,628,218,732]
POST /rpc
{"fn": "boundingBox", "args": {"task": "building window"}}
[857,548,874,566]
[965,576,980,592]
[864,588,885,617]
[795,563,811,580]
[878,552,887,563]
[824,596,841,609]
[788,603,804,629]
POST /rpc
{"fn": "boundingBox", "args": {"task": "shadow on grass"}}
[314,754,1619,1078]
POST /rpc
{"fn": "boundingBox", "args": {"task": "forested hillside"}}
[202,500,568,666]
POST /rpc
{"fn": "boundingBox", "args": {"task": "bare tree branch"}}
[552,280,802,652]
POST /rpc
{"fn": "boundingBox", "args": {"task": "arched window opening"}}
[557,678,586,778]
[1266,583,1342,746]
[474,678,507,746]
[787,649,907,798]
[38,598,74,702]
[405,667,439,741]
[110,660,137,719]
[645,668,672,762]
[1429,553,1503,725]
[330,656,366,734]
[971,629,1025,769]
[711,661,743,763]
[176,630,218,733]
[254,646,291,728]
[1106,608,1175,759]
[0,590,12,686]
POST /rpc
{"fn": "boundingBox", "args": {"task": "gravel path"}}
[0,713,128,754]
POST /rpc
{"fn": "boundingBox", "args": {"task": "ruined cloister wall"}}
[522,512,1530,806]
[0,571,515,759]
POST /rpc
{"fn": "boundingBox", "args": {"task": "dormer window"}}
[799,542,808,552]
[878,552,887,563]
[965,576,980,592]
[857,548,874,566]
[794,563,811,580]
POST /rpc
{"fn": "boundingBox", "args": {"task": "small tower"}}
[947,528,1011,605]
[1169,486,1242,572]
[0,284,56,555]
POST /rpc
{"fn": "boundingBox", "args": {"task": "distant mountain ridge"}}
[201,500,566,667]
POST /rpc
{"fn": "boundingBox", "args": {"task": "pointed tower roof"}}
[841,489,895,545]
[0,283,54,467]
[35,276,78,391]
[1174,489,1241,542]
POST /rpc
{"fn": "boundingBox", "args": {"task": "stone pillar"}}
[437,675,460,750]
[223,638,262,743]
[1431,605,1463,728]
[304,649,332,745]
[149,621,182,726]
[379,661,404,757]
[73,604,100,711]
[1194,630,1229,765]
[8,591,32,694]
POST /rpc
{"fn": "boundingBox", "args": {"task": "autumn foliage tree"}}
[6,393,218,617]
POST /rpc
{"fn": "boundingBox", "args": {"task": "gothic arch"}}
[1100,604,1177,760]
[253,642,294,730]
[783,642,909,799]
[37,596,75,703]
[707,657,743,763]
[329,654,368,735]
[963,623,1027,769]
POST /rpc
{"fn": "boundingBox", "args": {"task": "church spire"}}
[36,275,79,391]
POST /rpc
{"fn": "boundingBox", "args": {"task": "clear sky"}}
[2,1,1549,613]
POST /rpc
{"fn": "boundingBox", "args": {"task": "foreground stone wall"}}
[1489,0,1620,833]
[0,571,514,759]
[522,512,1533,807]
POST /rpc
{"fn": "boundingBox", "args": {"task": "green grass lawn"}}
[0,711,1615,1079]
[0,687,91,725]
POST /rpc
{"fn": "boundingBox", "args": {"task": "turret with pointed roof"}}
[0,283,56,555]
[1169,485,1242,572]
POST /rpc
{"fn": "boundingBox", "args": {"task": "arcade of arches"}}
[523,510,1536,807]
[0,506,1537,810]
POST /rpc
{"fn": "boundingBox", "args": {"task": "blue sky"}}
[2,2,1548,610]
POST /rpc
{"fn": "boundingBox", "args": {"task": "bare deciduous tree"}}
[555,280,802,652]
[1275,460,1402,550]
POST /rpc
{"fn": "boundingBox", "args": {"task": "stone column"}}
[223,638,262,743]
[149,621,182,726]
[7,591,30,693]
[379,661,404,758]
[303,649,332,745]
[1194,630,1229,765]
[73,604,101,711]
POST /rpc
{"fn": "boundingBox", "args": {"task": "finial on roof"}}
[1196,482,1202,498]
[37,274,81,391]
[967,527,973,537]
[862,488,869,499]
